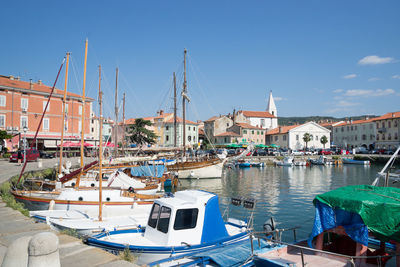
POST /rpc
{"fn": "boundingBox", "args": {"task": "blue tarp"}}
[130,165,165,178]
[308,201,369,247]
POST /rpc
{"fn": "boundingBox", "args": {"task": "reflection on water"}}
[179,164,385,240]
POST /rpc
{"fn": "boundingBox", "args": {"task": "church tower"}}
[267,90,277,117]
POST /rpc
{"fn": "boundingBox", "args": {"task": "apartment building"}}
[332,118,376,150]
[374,111,400,151]
[0,75,95,151]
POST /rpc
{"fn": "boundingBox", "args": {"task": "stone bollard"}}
[28,232,60,267]
[1,235,31,267]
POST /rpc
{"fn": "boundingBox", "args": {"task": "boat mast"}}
[98,65,103,221]
[76,39,88,188]
[58,52,70,178]
[173,72,177,148]
[122,92,125,155]
[182,49,187,156]
[114,67,118,158]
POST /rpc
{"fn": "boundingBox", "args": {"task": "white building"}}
[332,118,376,150]
[266,122,330,150]
[162,117,199,148]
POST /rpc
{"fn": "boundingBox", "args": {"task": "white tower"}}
[267,90,277,117]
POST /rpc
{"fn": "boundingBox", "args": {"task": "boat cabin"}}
[144,190,231,246]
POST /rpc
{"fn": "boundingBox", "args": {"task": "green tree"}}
[303,133,312,149]
[320,135,328,149]
[127,118,157,146]
[0,130,11,153]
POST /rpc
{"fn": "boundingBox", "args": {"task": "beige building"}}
[203,115,234,143]
[227,123,266,144]
[332,118,376,150]
[374,111,400,151]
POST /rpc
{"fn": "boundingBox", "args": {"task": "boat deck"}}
[256,244,376,267]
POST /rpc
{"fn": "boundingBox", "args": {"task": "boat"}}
[250,162,265,167]
[310,155,327,165]
[342,158,370,165]
[237,160,251,168]
[85,190,254,265]
[251,185,400,266]
[293,160,307,166]
[276,157,293,166]
[166,50,225,179]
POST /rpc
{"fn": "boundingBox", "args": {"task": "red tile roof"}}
[240,110,276,118]
[235,122,264,130]
[165,117,198,125]
[0,75,94,101]
[204,116,219,122]
[373,111,400,121]
[334,118,376,127]
[215,131,240,137]
[266,125,299,135]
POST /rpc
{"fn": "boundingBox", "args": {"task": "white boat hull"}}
[177,161,224,179]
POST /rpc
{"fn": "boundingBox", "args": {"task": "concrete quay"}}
[0,157,136,267]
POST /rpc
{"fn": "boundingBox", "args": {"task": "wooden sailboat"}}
[167,49,225,179]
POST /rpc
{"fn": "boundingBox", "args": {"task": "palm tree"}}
[303,133,312,149]
[320,135,328,149]
[127,118,157,147]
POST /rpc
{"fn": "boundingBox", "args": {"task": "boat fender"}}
[263,217,276,236]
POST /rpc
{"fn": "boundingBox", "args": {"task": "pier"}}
[0,158,135,267]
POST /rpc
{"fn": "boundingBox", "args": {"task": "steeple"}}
[267,90,277,117]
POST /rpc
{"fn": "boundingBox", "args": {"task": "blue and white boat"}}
[86,190,252,265]
[342,158,370,165]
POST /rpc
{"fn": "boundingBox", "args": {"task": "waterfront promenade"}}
[0,157,134,267]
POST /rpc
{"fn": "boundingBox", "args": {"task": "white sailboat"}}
[167,49,225,179]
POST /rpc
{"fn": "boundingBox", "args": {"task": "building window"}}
[243,130,247,134]
[347,126,349,131]
[65,104,69,114]
[283,135,286,141]
[188,126,191,131]
[382,134,385,140]
[388,134,391,140]
[351,126,353,131]
[376,134,380,141]
[43,101,49,112]
[382,122,385,128]
[335,128,338,133]
[226,123,229,127]
[166,126,169,131]
[193,136,196,142]
[274,136,278,141]
[0,115,5,127]
[370,134,374,140]
[224,137,227,143]
[21,98,28,110]
[376,122,379,128]
[43,118,49,131]
[296,135,299,141]
[166,135,169,141]
[65,121,68,131]
[395,120,398,127]
[91,127,94,133]
[362,134,366,140]
[355,135,357,141]
[0,95,5,107]
[188,136,191,142]
[388,121,391,128]
[193,127,196,131]
[79,105,82,115]
[257,131,260,135]
[261,119,265,127]
[395,133,398,140]
[341,127,344,132]
[251,130,254,134]
[21,116,28,129]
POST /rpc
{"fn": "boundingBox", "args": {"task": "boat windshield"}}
[148,203,160,228]
[174,208,198,230]
[157,206,171,233]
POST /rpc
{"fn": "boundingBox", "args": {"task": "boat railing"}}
[222,197,256,229]
[250,230,397,267]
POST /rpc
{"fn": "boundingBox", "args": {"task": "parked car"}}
[291,150,304,156]
[267,149,279,156]
[253,149,267,156]
[319,149,333,155]
[384,150,395,155]
[39,150,54,158]
[9,149,40,162]
[227,149,236,156]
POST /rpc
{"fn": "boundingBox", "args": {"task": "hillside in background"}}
[278,115,377,126]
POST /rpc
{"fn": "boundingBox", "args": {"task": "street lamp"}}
[23,126,28,164]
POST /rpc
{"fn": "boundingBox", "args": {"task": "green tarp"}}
[314,185,400,242]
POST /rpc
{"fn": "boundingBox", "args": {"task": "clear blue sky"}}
[1,0,399,122]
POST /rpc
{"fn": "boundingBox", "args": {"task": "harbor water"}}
[180,164,385,241]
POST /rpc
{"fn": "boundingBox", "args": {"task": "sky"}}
[1,0,399,122]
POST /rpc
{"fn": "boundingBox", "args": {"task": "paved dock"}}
[0,157,135,266]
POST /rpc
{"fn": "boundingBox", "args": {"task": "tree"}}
[127,118,157,146]
[320,135,328,149]
[303,133,312,149]
[0,130,12,154]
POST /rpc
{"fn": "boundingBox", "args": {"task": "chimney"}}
[9,75,14,80]
[15,76,20,81]
[37,80,42,85]
[159,110,164,116]
[30,79,33,89]
[392,113,395,118]
[233,109,236,123]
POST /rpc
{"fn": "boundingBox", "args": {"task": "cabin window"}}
[148,203,160,228]
[157,206,171,233]
[174,209,199,230]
